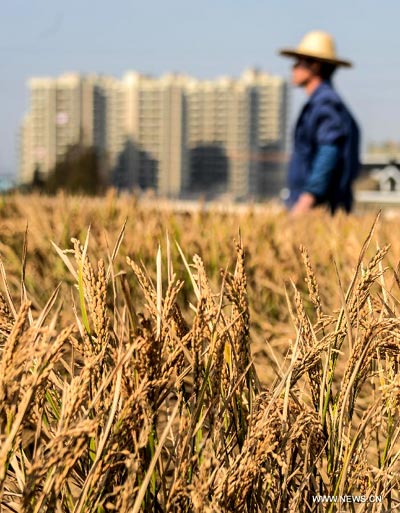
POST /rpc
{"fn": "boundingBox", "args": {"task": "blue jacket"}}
[287,81,360,213]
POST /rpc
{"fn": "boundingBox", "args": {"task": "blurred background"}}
[1,0,399,203]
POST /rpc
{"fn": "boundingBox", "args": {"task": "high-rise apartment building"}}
[20,73,108,182]
[185,69,287,198]
[19,69,287,199]
[120,72,188,197]
[95,76,126,177]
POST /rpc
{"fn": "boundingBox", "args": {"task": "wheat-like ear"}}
[300,244,322,320]
[0,257,17,319]
[1,198,400,512]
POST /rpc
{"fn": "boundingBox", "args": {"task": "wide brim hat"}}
[279,30,352,68]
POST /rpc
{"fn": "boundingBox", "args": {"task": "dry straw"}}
[0,195,400,512]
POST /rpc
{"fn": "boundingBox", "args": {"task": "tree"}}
[45,144,106,195]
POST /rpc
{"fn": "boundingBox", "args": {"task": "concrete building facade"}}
[20,73,108,182]
[20,69,287,199]
[184,69,287,199]
[120,72,188,197]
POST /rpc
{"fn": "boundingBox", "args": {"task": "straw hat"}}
[279,31,352,67]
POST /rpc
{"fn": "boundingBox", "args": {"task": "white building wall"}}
[20,69,287,197]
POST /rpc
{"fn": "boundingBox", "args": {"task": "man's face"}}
[291,58,317,87]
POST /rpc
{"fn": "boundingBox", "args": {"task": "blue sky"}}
[1,0,399,176]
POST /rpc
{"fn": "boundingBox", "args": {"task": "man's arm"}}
[306,143,339,192]
[291,144,339,214]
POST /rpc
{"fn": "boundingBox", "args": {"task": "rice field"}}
[1,191,400,512]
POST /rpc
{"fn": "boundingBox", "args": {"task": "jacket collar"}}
[296,80,335,123]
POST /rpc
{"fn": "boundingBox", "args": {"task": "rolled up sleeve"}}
[303,144,339,199]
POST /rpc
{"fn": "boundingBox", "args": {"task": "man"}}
[279,31,360,214]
